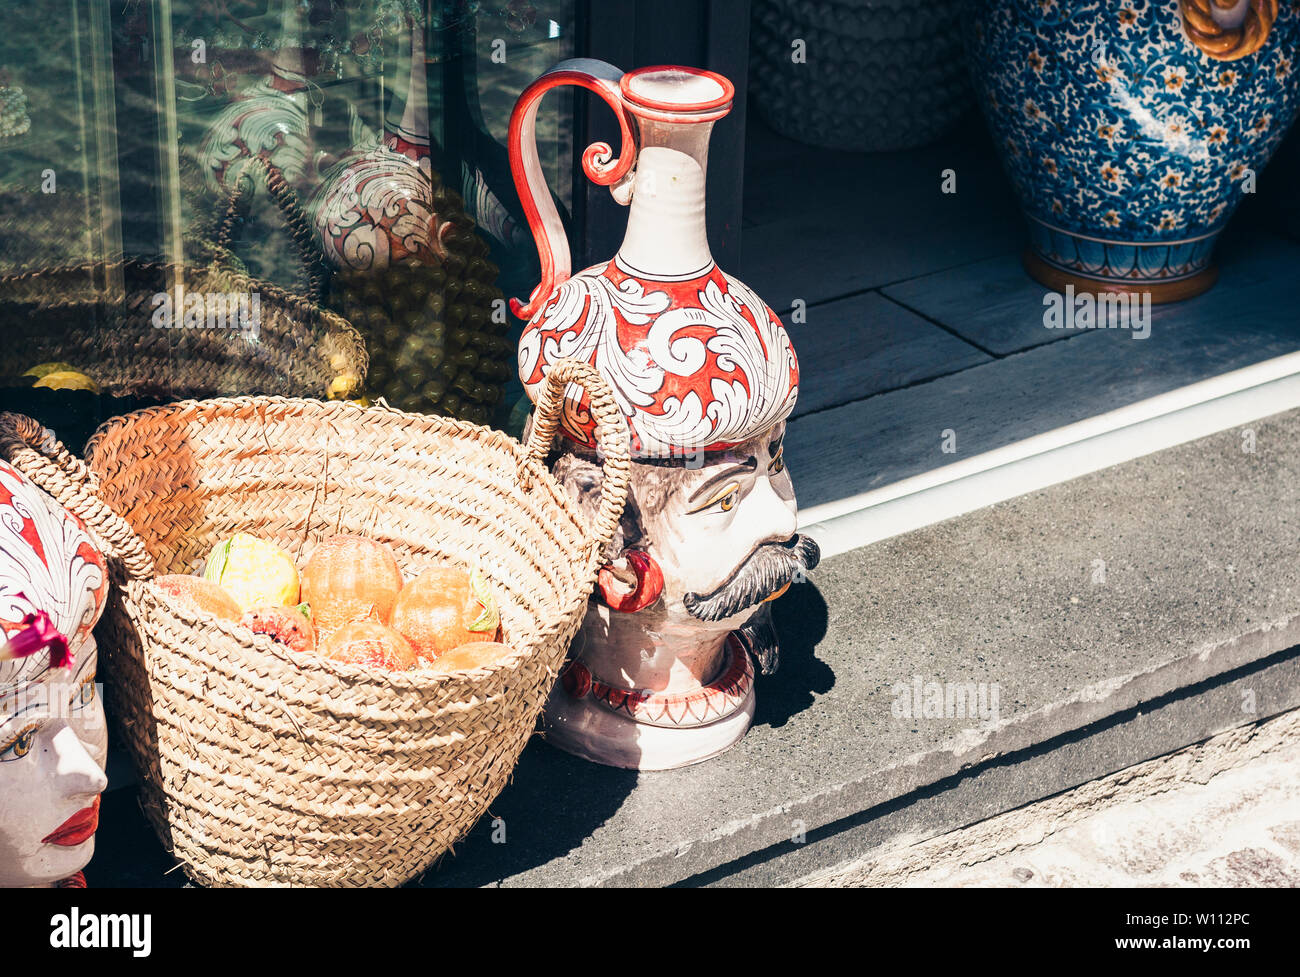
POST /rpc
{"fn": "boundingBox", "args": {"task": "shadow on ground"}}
[755,580,834,730]
[415,739,637,887]
[422,581,833,886]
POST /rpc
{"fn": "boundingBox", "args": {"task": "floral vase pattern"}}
[0,457,107,664]
[306,18,440,271]
[197,71,312,198]
[966,0,1300,301]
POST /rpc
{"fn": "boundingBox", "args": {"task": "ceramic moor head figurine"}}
[0,456,109,887]
[510,61,819,769]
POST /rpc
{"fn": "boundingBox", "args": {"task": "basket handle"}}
[215,155,324,302]
[523,359,631,556]
[0,413,156,581]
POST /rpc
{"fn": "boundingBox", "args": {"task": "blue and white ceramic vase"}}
[966,0,1300,301]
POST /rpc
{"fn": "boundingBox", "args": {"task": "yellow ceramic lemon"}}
[32,370,99,393]
[326,374,362,401]
[203,533,300,611]
[23,362,78,380]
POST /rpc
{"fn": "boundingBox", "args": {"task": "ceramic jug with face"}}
[967,0,1300,301]
[509,62,819,770]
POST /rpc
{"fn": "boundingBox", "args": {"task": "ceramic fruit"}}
[427,640,515,673]
[300,534,403,638]
[154,575,243,622]
[32,371,98,394]
[242,604,314,654]
[390,566,498,662]
[321,620,417,670]
[22,362,78,381]
[509,62,819,770]
[203,533,300,611]
[966,0,1300,301]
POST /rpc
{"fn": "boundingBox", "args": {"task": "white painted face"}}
[0,640,107,886]
[640,423,808,631]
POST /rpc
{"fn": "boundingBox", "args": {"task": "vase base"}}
[1022,251,1219,305]
[541,680,756,771]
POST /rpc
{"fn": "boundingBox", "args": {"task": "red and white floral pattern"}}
[305,21,441,273]
[518,257,800,456]
[0,460,107,680]
[197,72,311,200]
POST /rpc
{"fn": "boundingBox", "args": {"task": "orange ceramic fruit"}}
[426,640,515,674]
[320,620,418,671]
[155,574,242,622]
[301,535,404,638]
[391,566,499,663]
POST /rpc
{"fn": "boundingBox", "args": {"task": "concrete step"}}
[793,707,1300,888]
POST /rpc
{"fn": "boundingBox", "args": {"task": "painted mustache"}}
[683,535,820,622]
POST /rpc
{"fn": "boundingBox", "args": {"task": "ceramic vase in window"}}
[510,62,820,770]
[967,0,1300,301]
[306,16,510,424]
[306,16,440,271]
[750,0,972,152]
[197,0,315,198]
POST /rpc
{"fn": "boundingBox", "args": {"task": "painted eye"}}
[719,492,736,512]
[0,725,37,762]
[770,453,785,475]
[72,673,96,710]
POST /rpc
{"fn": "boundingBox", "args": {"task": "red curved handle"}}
[508,59,637,321]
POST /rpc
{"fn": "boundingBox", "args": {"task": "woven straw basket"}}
[0,359,628,887]
[0,159,362,402]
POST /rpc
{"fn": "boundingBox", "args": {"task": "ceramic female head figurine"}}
[0,456,109,887]
[510,62,819,769]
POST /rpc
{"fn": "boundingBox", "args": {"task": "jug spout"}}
[615,66,734,279]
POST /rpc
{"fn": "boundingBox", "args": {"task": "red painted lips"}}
[42,795,100,847]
